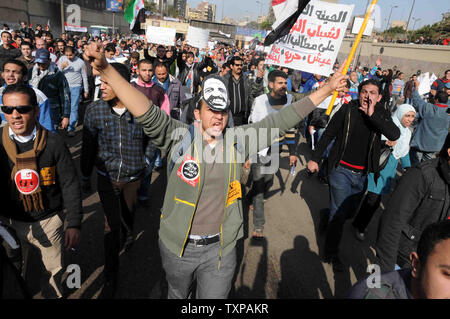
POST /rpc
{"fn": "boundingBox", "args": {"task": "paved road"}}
[21,107,385,299]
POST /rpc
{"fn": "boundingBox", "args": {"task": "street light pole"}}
[60,0,65,34]
[385,5,397,31]
[406,0,416,31]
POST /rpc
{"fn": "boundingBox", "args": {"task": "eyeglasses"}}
[1,105,34,114]
[233,64,243,67]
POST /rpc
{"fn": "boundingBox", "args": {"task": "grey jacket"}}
[348,269,413,299]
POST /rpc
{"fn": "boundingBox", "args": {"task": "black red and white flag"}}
[264,0,311,46]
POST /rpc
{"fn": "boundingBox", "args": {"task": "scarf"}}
[2,124,47,212]
[382,104,416,159]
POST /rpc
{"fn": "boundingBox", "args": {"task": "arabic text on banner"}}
[265,0,354,77]
[186,26,210,49]
[146,26,176,46]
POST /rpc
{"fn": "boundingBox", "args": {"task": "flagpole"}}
[325,0,378,116]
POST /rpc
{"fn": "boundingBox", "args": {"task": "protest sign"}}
[417,72,430,95]
[146,26,176,46]
[187,26,210,49]
[265,0,354,76]
[429,73,437,88]
[352,17,374,36]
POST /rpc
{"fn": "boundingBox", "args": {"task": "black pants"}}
[97,174,141,279]
[352,191,382,233]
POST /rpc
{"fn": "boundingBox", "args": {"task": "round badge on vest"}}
[181,160,199,181]
[14,169,40,195]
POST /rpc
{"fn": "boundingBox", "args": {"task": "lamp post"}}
[385,5,398,31]
[406,0,416,31]
[256,0,263,19]
[60,0,65,34]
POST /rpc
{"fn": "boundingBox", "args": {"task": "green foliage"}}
[260,20,272,30]
[383,26,406,35]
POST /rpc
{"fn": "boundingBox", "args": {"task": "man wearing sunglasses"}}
[221,56,264,126]
[0,84,82,298]
[0,59,54,132]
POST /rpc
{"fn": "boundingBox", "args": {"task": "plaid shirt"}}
[81,99,154,182]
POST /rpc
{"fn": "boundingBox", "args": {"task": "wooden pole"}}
[325,0,378,116]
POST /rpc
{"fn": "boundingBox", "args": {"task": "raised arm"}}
[83,42,151,117]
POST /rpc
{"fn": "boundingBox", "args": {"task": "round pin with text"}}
[14,169,40,195]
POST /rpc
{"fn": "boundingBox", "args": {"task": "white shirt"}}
[248,93,292,157]
[9,126,36,143]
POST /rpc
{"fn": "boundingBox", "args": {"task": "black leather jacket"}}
[376,157,450,272]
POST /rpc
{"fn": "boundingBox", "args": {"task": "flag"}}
[264,0,311,46]
[124,0,145,34]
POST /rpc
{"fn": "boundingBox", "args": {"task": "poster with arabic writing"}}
[265,0,354,77]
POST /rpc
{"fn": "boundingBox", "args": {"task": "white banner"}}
[351,17,374,36]
[265,0,354,76]
[146,26,176,46]
[64,23,87,33]
[186,26,210,49]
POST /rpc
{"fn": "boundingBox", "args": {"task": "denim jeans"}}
[409,148,436,167]
[154,148,163,168]
[137,157,154,201]
[68,86,82,132]
[249,156,274,231]
[325,165,367,256]
[159,238,236,299]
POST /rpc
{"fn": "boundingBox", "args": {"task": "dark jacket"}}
[31,63,71,119]
[309,108,329,129]
[222,72,265,119]
[177,55,215,94]
[0,45,21,71]
[144,46,177,69]
[348,269,413,299]
[375,157,450,272]
[0,127,82,228]
[311,100,400,176]
[81,99,154,183]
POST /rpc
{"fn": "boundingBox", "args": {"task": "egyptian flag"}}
[264,0,311,46]
[124,0,146,34]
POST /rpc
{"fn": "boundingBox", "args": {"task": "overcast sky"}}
[187,0,449,30]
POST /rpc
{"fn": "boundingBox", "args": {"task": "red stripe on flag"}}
[272,0,286,6]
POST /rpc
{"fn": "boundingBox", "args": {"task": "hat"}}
[35,48,50,64]
[200,74,229,112]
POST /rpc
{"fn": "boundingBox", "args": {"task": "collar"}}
[137,77,154,88]
[9,126,37,143]
[435,104,448,108]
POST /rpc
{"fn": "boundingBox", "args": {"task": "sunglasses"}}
[1,105,34,114]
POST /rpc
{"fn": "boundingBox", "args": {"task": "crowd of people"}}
[0,21,449,300]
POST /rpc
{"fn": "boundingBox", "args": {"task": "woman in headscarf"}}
[352,104,417,241]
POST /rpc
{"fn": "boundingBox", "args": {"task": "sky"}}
[187,0,450,30]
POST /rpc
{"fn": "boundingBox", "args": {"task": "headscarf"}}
[384,104,416,159]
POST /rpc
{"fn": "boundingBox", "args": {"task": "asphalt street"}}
[20,102,386,299]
